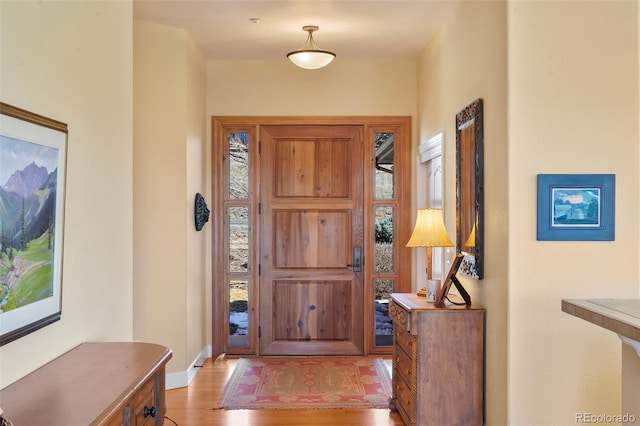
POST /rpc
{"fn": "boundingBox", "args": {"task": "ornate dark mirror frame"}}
[456,98,484,279]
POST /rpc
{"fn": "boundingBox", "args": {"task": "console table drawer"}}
[103,408,127,426]
[132,376,157,425]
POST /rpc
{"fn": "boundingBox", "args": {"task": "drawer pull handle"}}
[144,405,157,418]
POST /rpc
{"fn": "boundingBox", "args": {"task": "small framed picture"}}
[435,253,465,308]
[537,174,615,241]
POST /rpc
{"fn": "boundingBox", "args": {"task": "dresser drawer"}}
[395,340,414,386]
[395,325,414,355]
[388,300,409,331]
[396,375,415,425]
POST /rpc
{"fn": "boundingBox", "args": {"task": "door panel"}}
[260,125,364,355]
[273,210,350,268]
[274,139,350,198]
[272,280,350,340]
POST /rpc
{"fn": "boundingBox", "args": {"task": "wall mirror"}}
[456,98,484,279]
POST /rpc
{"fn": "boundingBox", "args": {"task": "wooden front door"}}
[259,125,364,355]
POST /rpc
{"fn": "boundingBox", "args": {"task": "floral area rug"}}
[220,357,392,410]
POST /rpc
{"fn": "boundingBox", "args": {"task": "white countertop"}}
[562,299,640,342]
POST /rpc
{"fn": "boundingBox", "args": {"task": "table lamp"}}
[406,208,454,302]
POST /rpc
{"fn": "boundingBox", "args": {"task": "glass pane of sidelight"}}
[374,132,394,199]
[229,280,249,348]
[374,279,394,346]
[228,132,249,199]
[374,206,394,273]
[229,206,249,273]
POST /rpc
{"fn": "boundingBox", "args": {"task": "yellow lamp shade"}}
[406,208,454,248]
[464,224,476,248]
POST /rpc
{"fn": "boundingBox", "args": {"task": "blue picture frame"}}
[537,174,615,241]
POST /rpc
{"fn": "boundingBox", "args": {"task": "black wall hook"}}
[194,192,210,231]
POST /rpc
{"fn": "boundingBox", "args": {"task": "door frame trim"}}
[211,116,412,358]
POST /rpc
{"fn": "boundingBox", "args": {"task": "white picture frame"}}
[0,102,67,345]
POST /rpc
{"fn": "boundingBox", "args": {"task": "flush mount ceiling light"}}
[287,25,336,70]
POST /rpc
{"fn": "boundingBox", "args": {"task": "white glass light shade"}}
[287,50,336,69]
[287,25,336,70]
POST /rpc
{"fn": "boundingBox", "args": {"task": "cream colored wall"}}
[0,1,133,387]
[508,2,639,425]
[417,2,508,424]
[186,35,209,375]
[133,20,208,382]
[207,60,417,116]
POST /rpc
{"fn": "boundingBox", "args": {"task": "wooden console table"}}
[0,342,172,426]
[389,293,485,426]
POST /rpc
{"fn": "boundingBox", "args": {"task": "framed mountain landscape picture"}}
[537,174,615,241]
[0,103,67,345]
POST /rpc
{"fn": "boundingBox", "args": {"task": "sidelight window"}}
[371,130,402,351]
[223,130,254,353]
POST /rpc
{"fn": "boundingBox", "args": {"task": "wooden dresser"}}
[0,342,172,426]
[389,293,485,426]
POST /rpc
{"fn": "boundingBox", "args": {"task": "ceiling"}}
[132,1,461,62]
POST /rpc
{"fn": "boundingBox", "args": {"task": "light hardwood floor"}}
[164,356,404,426]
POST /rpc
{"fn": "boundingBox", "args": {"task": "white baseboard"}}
[165,345,211,390]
